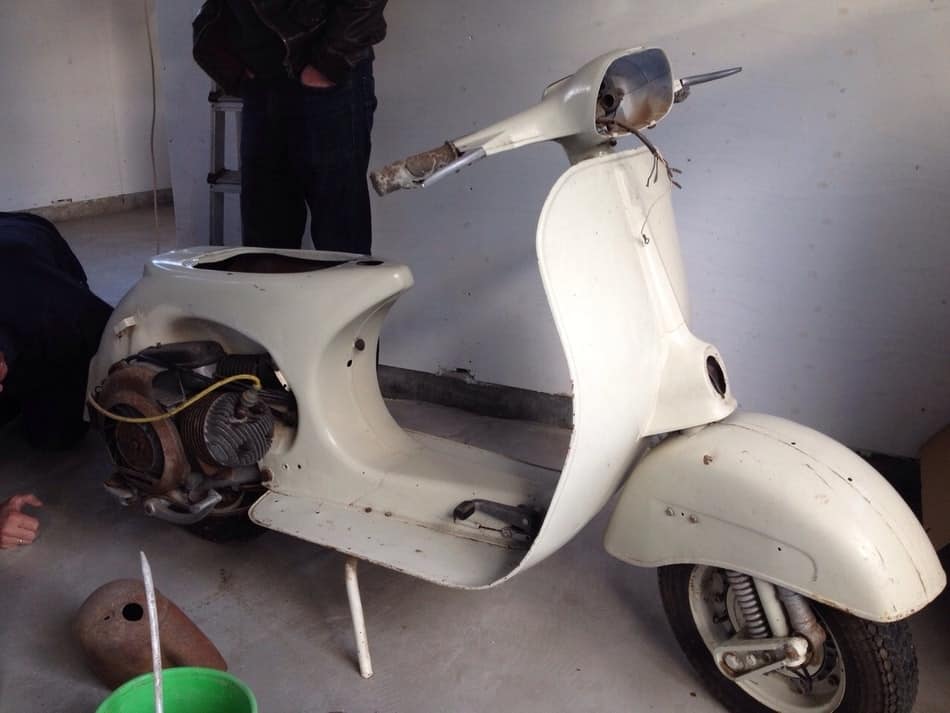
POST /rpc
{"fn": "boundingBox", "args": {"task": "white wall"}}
[156,0,950,457]
[0,0,171,211]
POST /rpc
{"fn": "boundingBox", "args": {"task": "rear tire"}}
[657,564,918,713]
[183,512,266,543]
[182,486,267,543]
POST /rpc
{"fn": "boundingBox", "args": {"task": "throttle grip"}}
[370,142,459,196]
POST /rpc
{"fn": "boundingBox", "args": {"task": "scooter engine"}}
[90,341,296,540]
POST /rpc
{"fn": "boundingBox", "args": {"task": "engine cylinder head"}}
[179,390,274,468]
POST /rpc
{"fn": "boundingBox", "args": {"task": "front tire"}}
[658,564,918,713]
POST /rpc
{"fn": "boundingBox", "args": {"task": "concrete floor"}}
[60,205,178,308]
[1,208,948,712]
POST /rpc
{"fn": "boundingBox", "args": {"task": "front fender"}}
[604,412,945,622]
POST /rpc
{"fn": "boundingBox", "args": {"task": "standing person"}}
[193,0,388,254]
[0,212,112,451]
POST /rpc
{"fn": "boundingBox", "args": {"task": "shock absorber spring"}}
[725,570,770,639]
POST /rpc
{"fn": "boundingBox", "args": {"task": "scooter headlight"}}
[597,48,675,132]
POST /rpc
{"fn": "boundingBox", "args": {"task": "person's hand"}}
[0,351,7,392]
[0,494,43,549]
[299,64,336,89]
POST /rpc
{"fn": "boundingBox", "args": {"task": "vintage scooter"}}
[87,48,944,713]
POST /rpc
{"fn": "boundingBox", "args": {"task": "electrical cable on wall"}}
[144,0,160,254]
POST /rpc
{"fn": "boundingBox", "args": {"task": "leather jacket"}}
[193,0,387,95]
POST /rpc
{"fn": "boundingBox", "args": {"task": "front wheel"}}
[658,564,918,713]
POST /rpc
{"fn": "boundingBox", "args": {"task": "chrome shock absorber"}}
[725,570,770,638]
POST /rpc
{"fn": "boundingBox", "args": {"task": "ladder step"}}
[209,85,242,242]
[208,169,241,193]
[208,90,243,111]
[211,97,243,112]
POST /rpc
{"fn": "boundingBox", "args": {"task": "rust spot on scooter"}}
[370,143,459,195]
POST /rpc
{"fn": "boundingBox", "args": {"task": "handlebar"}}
[370,142,460,196]
[370,53,741,197]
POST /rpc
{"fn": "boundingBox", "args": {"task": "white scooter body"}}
[88,49,943,621]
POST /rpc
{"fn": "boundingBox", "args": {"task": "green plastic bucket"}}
[96,667,257,713]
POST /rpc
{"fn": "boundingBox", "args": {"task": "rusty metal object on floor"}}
[74,578,227,689]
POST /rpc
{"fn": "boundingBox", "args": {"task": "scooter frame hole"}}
[706,356,727,397]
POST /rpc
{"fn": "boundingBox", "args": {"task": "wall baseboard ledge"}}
[21,189,173,222]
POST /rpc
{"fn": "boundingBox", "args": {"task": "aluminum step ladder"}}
[207,87,242,245]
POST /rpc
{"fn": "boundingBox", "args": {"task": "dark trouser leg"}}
[15,292,111,451]
[289,61,377,255]
[18,359,90,450]
[0,393,20,430]
[240,79,308,249]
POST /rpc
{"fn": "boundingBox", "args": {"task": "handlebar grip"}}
[370,142,459,196]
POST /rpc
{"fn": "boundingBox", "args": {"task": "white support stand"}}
[344,557,374,678]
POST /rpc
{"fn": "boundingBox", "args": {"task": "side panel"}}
[90,248,423,500]
[604,411,946,621]
[91,248,554,588]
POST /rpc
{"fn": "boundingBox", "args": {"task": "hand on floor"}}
[0,493,42,549]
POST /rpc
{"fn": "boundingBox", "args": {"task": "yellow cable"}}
[87,373,262,424]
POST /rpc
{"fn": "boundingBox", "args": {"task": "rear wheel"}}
[183,485,267,543]
[657,564,918,713]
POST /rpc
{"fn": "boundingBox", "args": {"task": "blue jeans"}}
[239,61,376,253]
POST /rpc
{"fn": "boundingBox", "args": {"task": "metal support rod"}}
[753,579,790,638]
[140,551,164,713]
[777,587,827,662]
[421,147,486,188]
[345,557,373,679]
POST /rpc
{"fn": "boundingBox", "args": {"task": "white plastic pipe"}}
[344,557,373,679]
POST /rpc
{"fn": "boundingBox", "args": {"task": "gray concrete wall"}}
[0,0,172,211]
[156,0,950,457]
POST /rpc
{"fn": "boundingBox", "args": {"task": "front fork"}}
[713,571,827,681]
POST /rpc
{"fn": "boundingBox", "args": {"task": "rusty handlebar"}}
[370,142,461,196]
